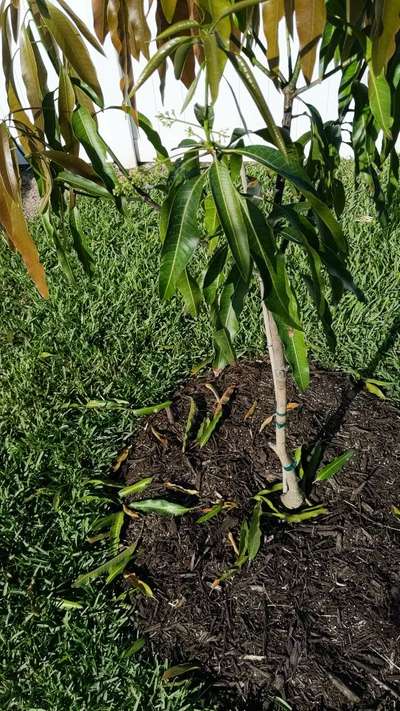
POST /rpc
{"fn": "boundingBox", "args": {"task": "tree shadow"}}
[303,312,400,490]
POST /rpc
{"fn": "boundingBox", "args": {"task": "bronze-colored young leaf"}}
[92,0,109,43]
[0,125,48,297]
[262,0,284,73]
[295,0,326,83]
[44,2,103,103]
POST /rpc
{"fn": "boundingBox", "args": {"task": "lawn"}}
[0,164,399,710]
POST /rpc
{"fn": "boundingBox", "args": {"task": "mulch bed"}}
[122,360,400,710]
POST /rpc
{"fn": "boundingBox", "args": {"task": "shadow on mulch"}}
[122,361,400,711]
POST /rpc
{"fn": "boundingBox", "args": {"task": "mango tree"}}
[1,0,399,508]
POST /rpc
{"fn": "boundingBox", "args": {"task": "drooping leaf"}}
[229,145,347,254]
[129,499,192,516]
[138,112,169,161]
[262,0,284,73]
[274,257,310,391]
[130,36,189,96]
[368,59,393,137]
[372,1,400,75]
[177,268,202,317]
[58,66,77,149]
[295,0,326,83]
[243,200,301,329]
[20,24,45,130]
[69,204,95,276]
[316,450,353,481]
[224,48,287,157]
[159,173,205,299]
[44,1,103,103]
[71,106,117,194]
[209,160,251,283]
[56,0,106,55]
[92,0,109,43]
[203,244,228,305]
[0,124,48,297]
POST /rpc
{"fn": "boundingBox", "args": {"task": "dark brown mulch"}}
[122,360,400,711]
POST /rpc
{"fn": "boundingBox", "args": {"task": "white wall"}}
[0,2,344,166]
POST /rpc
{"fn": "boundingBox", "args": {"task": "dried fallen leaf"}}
[287,402,300,411]
[112,446,130,472]
[150,426,168,448]
[122,504,140,519]
[259,414,274,432]
[205,382,220,402]
[124,572,154,598]
[211,578,222,589]
[244,400,257,420]
[165,482,199,496]
[227,531,239,557]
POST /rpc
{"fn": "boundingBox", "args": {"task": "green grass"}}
[0,164,399,710]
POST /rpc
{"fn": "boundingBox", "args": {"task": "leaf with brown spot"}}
[165,482,199,496]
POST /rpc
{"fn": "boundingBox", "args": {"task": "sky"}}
[0,2,345,167]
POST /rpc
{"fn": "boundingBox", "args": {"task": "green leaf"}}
[365,382,386,399]
[157,19,200,41]
[109,510,124,554]
[316,450,353,482]
[224,49,288,157]
[213,327,236,366]
[182,397,197,452]
[285,505,328,523]
[55,171,112,198]
[122,638,145,658]
[177,269,202,317]
[129,499,192,516]
[196,502,223,523]
[274,257,310,391]
[243,201,301,329]
[228,145,347,254]
[209,161,251,283]
[203,244,227,305]
[211,0,263,28]
[130,37,189,96]
[203,32,226,104]
[138,112,169,161]
[132,401,172,416]
[248,502,262,561]
[42,211,74,284]
[159,174,205,299]
[69,205,95,276]
[118,477,154,499]
[71,106,117,194]
[162,664,199,682]
[72,543,137,588]
[367,39,393,138]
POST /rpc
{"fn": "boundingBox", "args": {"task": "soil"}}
[122,360,400,711]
